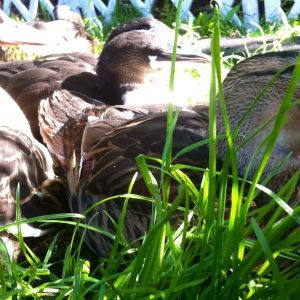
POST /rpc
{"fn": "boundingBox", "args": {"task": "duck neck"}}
[96,47,153,105]
[96,62,126,105]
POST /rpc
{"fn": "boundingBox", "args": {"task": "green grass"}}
[1,4,300,300]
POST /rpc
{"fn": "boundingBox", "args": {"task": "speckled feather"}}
[0,88,69,247]
[0,53,97,141]
[39,88,210,257]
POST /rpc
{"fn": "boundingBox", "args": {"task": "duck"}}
[0,17,211,142]
[217,50,300,184]
[93,17,211,106]
[39,50,300,257]
[0,87,68,258]
[0,6,97,61]
[0,52,98,140]
[39,89,194,175]
[39,89,210,257]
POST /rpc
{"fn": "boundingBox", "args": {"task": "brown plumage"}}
[95,18,211,106]
[0,52,98,140]
[0,87,68,257]
[1,17,210,142]
[39,50,300,257]
[39,89,209,257]
[39,90,176,176]
[217,51,300,184]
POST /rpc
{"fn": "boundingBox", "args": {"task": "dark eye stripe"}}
[139,24,151,30]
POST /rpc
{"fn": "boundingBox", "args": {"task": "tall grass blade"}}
[251,218,288,300]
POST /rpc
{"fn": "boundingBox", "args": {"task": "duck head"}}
[217,51,300,182]
[96,17,211,106]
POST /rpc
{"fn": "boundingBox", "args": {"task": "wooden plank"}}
[39,0,54,18]
[264,0,282,22]
[220,0,242,27]
[242,0,259,31]
[171,0,194,20]
[12,0,31,21]
[129,0,154,16]
[288,0,300,19]
[29,0,38,19]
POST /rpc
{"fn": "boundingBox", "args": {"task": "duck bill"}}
[0,24,50,46]
[0,40,46,46]
[157,51,211,64]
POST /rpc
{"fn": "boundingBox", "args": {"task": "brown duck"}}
[39,90,209,257]
[217,50,300,183]
[40,50,300,257]
[0,52,97,140]
[0,87,68,257]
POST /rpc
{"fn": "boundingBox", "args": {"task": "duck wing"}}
[71,107,209,257]
[39,89,166,175]
[39,87,210,257]
[39,89,100,174]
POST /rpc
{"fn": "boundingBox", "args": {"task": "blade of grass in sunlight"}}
[107,172,138,274]
[113,0,185,291]
[205,12,218,299]
[251,218,288,300]
[136,155,161,220]
[15,184,42,267]
[169,0,182,92]
[42,232,59,266]
[113,186,186,292]
[72,258,90,299]
[206,13,242,299]
[0,238,16,291]
[158,0,182,287]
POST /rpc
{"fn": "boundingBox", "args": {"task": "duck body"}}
[0,52,98,140]
[0,87,69,257]
[39,89,186,176]
[39,88,210,257]
[75,110,209,257]
[217,50,300,183]
[0,88,52,216]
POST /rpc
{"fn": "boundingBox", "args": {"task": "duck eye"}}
[140,24,151,30]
